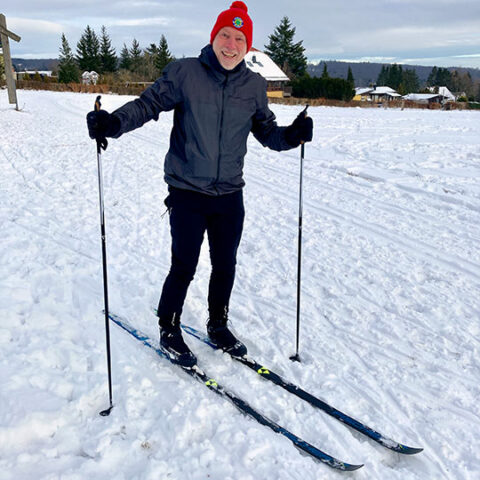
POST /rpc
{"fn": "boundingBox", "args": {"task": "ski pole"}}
[290,105,309,363]
[94,95,114,416]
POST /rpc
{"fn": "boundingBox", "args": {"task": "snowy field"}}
[1,89,480,479]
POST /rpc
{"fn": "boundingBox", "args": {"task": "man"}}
[87,1,313,368]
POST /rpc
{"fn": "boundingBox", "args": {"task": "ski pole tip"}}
[99,405,113,417]
[289,353,301,363]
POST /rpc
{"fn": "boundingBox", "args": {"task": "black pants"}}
[157,187,245,321]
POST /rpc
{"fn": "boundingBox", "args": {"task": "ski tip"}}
[397,445,424,455]
[310,451,363,471]
[341,462,364,471]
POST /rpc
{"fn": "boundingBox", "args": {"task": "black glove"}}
[86,110,121,142]
[285,109,313,148]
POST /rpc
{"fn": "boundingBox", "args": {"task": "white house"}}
[353,87,374,101]
[369,86,402,102]
[244,49,290,97]
[82,71,99,85]
[427,86,455,102]
[403,93,443,104]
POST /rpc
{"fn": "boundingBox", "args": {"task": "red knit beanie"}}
[210,1,253,52]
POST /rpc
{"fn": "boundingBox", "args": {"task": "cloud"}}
[110,17,171,27]
[306,20,480,61]
[8,17,64,35]
[333,57,397,64]
[454,53,480,59]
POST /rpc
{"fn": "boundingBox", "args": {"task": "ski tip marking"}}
[258,367,270,375]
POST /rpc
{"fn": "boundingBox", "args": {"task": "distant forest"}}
[12,57,480,88]
[307,61,480,87]
[12,58,59,72]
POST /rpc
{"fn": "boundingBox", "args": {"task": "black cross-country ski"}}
[182,323,423,456]
[108,313,363,471]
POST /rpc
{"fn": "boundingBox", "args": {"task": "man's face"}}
[212,26,248,70]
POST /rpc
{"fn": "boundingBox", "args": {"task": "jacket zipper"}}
[215,73,228,194]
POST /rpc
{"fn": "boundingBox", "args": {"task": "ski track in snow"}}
[1,90,480,479]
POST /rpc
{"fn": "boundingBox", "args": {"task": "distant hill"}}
[11,57,480,88]
[12,58,59,72]
[307,61,480,87]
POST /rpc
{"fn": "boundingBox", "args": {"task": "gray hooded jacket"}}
[112,45,294,195]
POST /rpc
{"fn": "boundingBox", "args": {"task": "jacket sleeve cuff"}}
[107,113,122,138]
[284,125,301,148]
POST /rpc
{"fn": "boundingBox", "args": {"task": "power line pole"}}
[0,14,21,110]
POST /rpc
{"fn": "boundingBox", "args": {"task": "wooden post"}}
[0,14,21,110]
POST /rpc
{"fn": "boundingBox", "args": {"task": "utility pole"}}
[0,14,21,110]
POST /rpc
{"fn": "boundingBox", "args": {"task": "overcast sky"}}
[2,0,480,69]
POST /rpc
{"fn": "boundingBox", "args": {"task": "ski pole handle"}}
[300,104,309,145]
[94,95,108,151]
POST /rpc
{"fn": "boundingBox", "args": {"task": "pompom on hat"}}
[210,1,253,52]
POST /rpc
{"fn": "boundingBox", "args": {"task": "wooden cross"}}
[0,14,21,109]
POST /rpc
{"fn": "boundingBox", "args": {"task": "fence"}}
[268,96,469,110]
[16,80,145,96]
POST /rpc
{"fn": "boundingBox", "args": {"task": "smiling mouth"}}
[222,51,237,59]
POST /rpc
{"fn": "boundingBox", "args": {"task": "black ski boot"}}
[207,307,247,357]
[159,314,197,368]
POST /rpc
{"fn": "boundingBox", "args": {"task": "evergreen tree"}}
[146,43,159,60]
[427,66,452,88]
[264,16,307,78]
[389,64,403,90]
[155,35,174,74]
[347,66,355,88]
[401,68,420,94]
[119,43,131,70]
[58,33,80,83]
[129,38,143,73]
[377,65,387,86]
[437,67,452,87]
[99,25,117,73]
[427,66,438,86]
[376,64,403,90]
[376,64,420,93]
[76,25,101,72]
[143,43,160,80]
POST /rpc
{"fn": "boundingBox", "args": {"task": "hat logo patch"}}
[233,17,244,28]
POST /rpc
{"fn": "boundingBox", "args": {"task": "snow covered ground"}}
[1,90,479,479]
